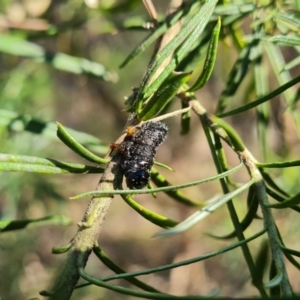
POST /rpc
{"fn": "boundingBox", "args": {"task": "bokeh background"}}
[1,0,300,299]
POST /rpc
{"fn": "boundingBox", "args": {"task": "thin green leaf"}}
[39,290,52,297]
[210,186,259,239]
[214,3,255,15]
[274,12,300,32]
[264,270,283,289]
[78,229,265,284]
[261,170,290,197]
[52,243,72,254]
[147,182,157,199]
[121,194,178,229]
[0,109,108,155]
[284,56,300,71]
[247,184,262,219]
[279,234,300,270]
[155,179,255,237]
[254,34,269,160]
[265,186,300,213]
[79,267,219,300]
[0,33,116,81]
[257,160,300,168]
[265,190,300,209]
[71,164,243,199]
[138,0,218,102]
[0,153,103,174]
[264,42,296,104]
[91,245,161,293]
[175,27,212,73]
[264,42,300,132]
[218,74,300,117]
[215,39,256,114]
[252,240,269,288]
[0,215,72,232]
[280,245,300,258]
[120,1,201,68]
[268,35,300,46]
[188,17,221,92]
[269,260,281,296]
[153,161,173,171]
[210,115,246,151]
[77,230,262,296]
[100,0,140,15]
[138,71,192,120]
[284,252,300,271]
[121,16,150,30]
[151,167,202,207]
[0,33,44,57]
[57,122,109,164]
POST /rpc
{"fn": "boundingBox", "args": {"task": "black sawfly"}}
[118,121,168,189]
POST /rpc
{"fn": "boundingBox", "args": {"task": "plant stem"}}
[47,155,123,300]
[201,121,267,297]
[246,157,293,296]
[184,97,292,296]
[258,183,293,295]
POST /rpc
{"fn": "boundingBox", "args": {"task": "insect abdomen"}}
[119,122,168,189]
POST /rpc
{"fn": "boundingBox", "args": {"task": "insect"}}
[118,121,168,189]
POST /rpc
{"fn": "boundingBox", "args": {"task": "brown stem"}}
[47,154,123,300]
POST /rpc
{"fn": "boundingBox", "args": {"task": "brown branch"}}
[47,153,123,300]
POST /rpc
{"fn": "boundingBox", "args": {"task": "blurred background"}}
[1,0,300,299]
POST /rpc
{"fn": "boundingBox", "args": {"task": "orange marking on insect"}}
[110,142,120,150]
[126,126,138,137]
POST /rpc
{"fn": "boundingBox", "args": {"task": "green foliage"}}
[138,71,192,120]
[1,0,300,299]
[0,33,116,80]
[0,215,72,232]
[188,17,221,92]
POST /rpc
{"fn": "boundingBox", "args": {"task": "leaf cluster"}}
[1,0,300,299]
